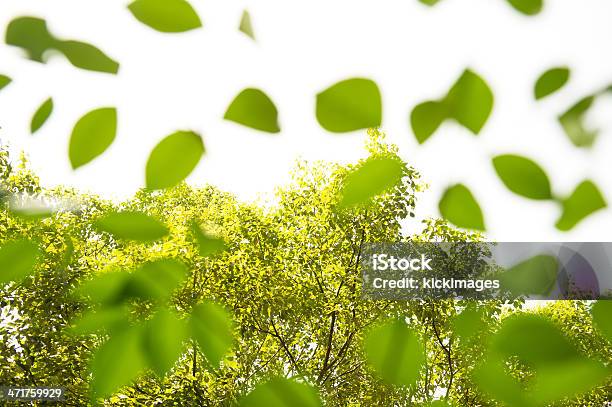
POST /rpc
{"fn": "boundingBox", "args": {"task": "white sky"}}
[1,0,612,242]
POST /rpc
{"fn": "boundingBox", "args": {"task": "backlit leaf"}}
[190,301,234,368]
[128,0,202,33]
[69,107,117,169]
[591,300,612,343]
[555,180,606,231]
[240,378,321,407]
[438,183,485,230]
[76,271,131,305]
[142,309,188,377]
[57,41,119,74]
[410,101,447,144]
[507,0,543,15]
[316,78,382,132]
[126,259,188,302]
[239,10,255,40]
[191,221,227,257]
[0,239,40,284]
[535,67,570,100]
[498,255,558,296]
[445,69,494,134]
[31,97,53,134]
[452,305,485,343]
[94,211,169,242]
[69,307,128,336]
[558,96,597,147]
[364,318,425,387]
[145,131,205,190]
[339,157,404,208]
[492,154,552,200]
[224,88,280,133]
[0,75,11,91]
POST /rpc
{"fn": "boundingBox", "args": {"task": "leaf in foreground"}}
[94,211,169,242]
[498,255,558,296]
[145,130,205,190]
[69,107,117,169]
[438,183,485,230]
[191,221,227,257]
[142,309,188,377]
[224,88,280,133]
[0,239,40,284]
[190,301,233,368]
[339,157,404,208]
[591,300,612,343]
[492,154,552,200]
[445,69,494,134]
[128,0,202,33]
[69,306,127,336]
[555,180,606,231]
[31,97,53,134]
[316,78,382,133]
[240,378,322,407]
[126,259,188,302]
[0,75,11,91]
[239,10,255,40]
[506,0,543,15]
[364,318,425,387]
[535,67,570,100]
[558,96,597,148]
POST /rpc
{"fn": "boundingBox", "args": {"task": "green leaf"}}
[558,96,597,147]
[126,259,188,302]
[69,307,128,336]
[592,300,612,343]
[410,101,447,144]
[69,107,117,169]
[498,255,558,296]
[56,41,119,74]
[191,221,227,257]
[339,157,404,208]
[492,154,552,200]
[506,0,543,15]
[190,301,234,368]
[418,0,443,6]
[239,10,255,40]
[0,239,40,284]
[128,0,202,33]
[555,180,606,231]
[145,131,205,190]
[438,184,485,230]
[473,357,535,407]
[316,78,382,132]
[445,69,494,134]
[89,324,146,398]
[535,67,570,100]
[240,378,321,407]
[224,88,280,133]
[94,211,169,242]
[452,305,485,343]
[31,97,53,134]
[364,318,425,387]
[142,309,188,377]
[0,75,11,91]
[76,271,131,305]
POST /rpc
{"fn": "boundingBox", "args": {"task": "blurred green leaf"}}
[69,107,117,169]
[31,97,53,134]
[128,0,202,33]
[473,356,534,407]
[498,255,558,296]
[507,0,543,15]
[364,318,425,387]
[142,309,188,377]
[239,10,255,40]
[127,259,188,302]
[89,324,146,399]
[339,157,404,208]
[492,154,552,200]
[452,305,485,343]
[240,378,321,407]
[316,78,382,132]
[191,221,227,257]
[558,96,597,147]
[535,67,570,100]
[69,307,128,336]
[0,75,11,91]
[592,300,612,343]
[56,40,119,74]
[0,239,40,284]
[145,131,205,190]
[94,211,169,242]
[445,69,494,134]
[418,0,442,6]
[224,88,280,133]
[190,301,234,368]
[555,180,606,231]
[76,271,131,305]
[438,183,485,230]
[410,101,447,144]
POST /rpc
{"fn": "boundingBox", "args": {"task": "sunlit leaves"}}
[535,67,570,100]
[94,211,169,242]
[316,78,382,133]
[0,239,40,284]
[498,255,558,296]
[142,309,188,377]
[128,0,202,33]
[191,221,227,257]
[507,0,543,15]
[31,97,53,134]
[558,96,597,147]
[592,300,612,343]
[239,10,255,40]
[364,319,425,387]
[438,183,485,230]
[145,131,205,190]
[69,107,118,169]
[555,180,606,231]
[492,154,552,200]
[338,157,403,208]
[240,378,322,407]
[89,324,146,399]
[224,88,280,133]
[411,69,493,143]
[0,74,11,91]
[5,17,119,74]
[190,301,234,368]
